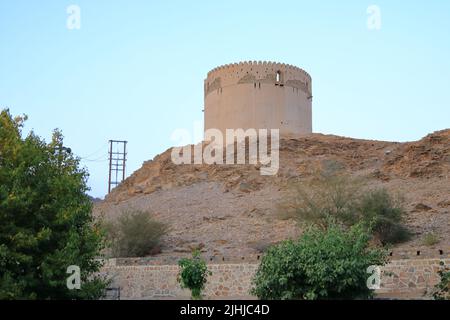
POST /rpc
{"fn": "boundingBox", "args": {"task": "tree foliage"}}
[0,109,108,299]
[433,262,450,300]
[251,222,388,300]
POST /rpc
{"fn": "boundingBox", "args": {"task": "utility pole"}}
[108,140,127,193]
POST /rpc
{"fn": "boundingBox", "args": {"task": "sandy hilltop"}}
[94,129,450,258]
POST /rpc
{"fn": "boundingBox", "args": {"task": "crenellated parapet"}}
[205,61,312,97]
[206,61,311,79]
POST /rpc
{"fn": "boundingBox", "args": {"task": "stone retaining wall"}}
[377,258,449,297]
[101,261,258,299]
[100,253,449,300]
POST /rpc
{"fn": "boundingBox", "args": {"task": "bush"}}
[280,174,409,245]
[104,210,167,258]
[356,189,410,245]
[433,262,450,300]
[279,174,363,229]
[251,222,388,300]
[422,233,440,246]
[0,109,108,299]
[177,250,211,300]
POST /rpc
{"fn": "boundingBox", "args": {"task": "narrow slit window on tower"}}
[276,71,281,82]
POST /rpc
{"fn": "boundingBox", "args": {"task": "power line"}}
[82,156,109,163]
[79,142,109,160]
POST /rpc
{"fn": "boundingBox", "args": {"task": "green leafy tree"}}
[251,222,388,300]
[433,262,450,300]
[177,250,211,300]
[0,109,108,299]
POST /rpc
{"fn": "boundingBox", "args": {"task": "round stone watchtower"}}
[204,61,312,137]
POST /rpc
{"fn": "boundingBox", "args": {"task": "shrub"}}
[433,262,450,300]
[0,109,108,299]
[251,222,388,300]
[356,189,410,245]
[279,173,409,245]
[104,210,167,258]
[422,233,440,246]
[177,250,211,300]
[279,174,363,229]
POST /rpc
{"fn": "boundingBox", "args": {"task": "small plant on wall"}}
[177,250,211,300]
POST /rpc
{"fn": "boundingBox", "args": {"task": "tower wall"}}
[204,61,312,137]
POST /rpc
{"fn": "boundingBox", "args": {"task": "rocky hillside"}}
[94,129,450,257]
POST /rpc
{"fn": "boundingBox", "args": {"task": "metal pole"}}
[122,141,127,181]
[115,143,118,189]
[108,140,113,194]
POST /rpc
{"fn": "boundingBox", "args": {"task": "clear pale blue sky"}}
[1,1,449,198]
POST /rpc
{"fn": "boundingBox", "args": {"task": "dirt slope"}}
[94,130,450,258]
